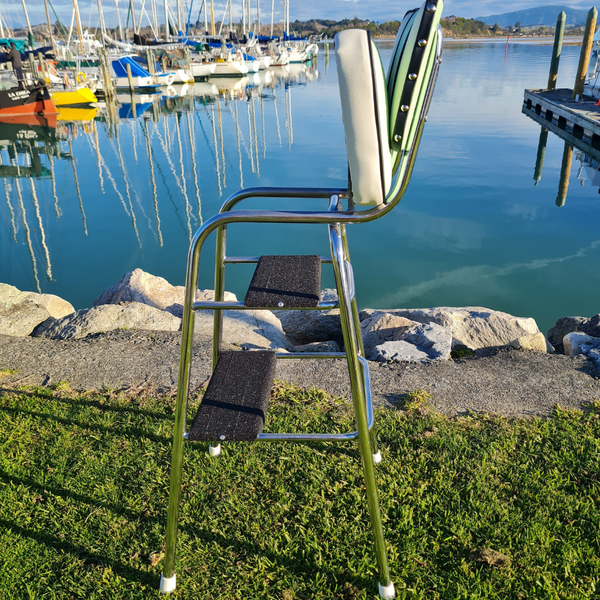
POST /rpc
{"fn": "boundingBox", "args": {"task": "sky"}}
[12,1,600,30]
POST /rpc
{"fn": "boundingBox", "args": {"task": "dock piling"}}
[126,62,135,94]
[534,127,549,185]
[548,11,565,90]
[572,7,597,100]
[556,141,573,206]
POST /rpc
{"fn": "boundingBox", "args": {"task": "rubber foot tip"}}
[372,450,382,464]
[209,444,221,457]
[379,581,396,599]
[160,573,176,594]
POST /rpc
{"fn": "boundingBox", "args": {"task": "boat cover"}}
[112,56,151,78]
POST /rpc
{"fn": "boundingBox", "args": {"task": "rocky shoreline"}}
[1,269,599,417]
[2,268,599,367]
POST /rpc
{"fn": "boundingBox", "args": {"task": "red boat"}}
[0,83,56,118]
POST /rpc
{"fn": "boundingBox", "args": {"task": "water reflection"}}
[522,102,600,206]
[0,61,319,299]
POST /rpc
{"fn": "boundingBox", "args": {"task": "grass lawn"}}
[0,380,600,599]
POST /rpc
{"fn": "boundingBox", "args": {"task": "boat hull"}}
[0,85,56,116]
[52,87,98,106]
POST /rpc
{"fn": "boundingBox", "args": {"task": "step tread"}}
[244,255,321,308]
[187,351,276,442]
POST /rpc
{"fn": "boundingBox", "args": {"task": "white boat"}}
[111,56,160,91]
[190,61,216,79]
[211,58,249,77]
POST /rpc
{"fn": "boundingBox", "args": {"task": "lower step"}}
[187,350,276,442]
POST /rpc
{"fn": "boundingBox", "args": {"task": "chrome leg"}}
[341,224,381,464]
[212,225,227,370]
[162,240,202,593]
[329,224,393,593]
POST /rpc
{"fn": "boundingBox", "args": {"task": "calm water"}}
[1,41,599,334]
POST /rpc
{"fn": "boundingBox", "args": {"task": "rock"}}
[32,302,182,340]
[371,340,430,363]
[0,283,74,337]
[546,316,586,353]
[293,340,341,353]
[360,306,539,350]
[93,269,237,318]
[587,349,600,372]
[580,314,600,338]
[277,288,343,345]
[563,332,600,357]
[362,313,452,362]
[192,308,295,352]
[507,333,552,353]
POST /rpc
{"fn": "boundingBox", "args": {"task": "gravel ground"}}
[1,330,599,417]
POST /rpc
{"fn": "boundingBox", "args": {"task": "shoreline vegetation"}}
[25,15,587,45]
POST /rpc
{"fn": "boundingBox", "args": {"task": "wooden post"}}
[28,54,36,85]
[572,7,597,100]
[37,52,47,83]
[534,127,548,185]
[556,141,573,206]
[126,61,135,93]
[547,11,565,90]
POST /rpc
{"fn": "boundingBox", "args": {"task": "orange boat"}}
[0,83,57,118]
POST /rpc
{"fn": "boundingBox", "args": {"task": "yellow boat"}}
[52,87,97,107]
[56,106,98,122]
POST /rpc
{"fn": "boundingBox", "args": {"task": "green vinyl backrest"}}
[335,0,442,206]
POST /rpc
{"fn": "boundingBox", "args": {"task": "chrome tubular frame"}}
[162,110,432,594]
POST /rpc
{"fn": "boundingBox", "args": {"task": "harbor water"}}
[1,40,599,334]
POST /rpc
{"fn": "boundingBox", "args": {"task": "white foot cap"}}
[209,444,221,457]
[160,573,176,594]
[379,581,396,599]
[372,450,382,464]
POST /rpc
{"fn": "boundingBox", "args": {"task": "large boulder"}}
[32,302,181,340]
[563,332,600,357]
[361,313,452,362]
[93,269,237,318]
[580,314,600,338]
[0,283,75,337]
[277,288,342,345]
[507,333,552,353]
[359,306,540,350]
[546,316,586,353]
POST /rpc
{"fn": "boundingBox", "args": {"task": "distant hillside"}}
[475,5,593,27]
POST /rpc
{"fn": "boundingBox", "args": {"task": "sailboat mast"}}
[164,0,169,41]
[270,0,274,37]
[43,0,56,51]
[72,0,85,54]
[20,0,34,43]
[242,0,245,35]
[257,0,260,37]
[203,0,207,33]
[116,0,125,41]
[96,0,107,40]
[210,0,215,35]
[175,0,181,33]
[130,0,138,36]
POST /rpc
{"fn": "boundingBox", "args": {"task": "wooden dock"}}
[523,88,600,150]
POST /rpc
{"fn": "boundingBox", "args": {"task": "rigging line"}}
[131,120,139,162]
[114,134,143,249]
[68,139,88,236]
[97,149,131,217]
[251,94,260,178]
[93,120,105,193]
[0,153,17,240]
[210,103,222,195]
[29,176,53,281]
[246,99,255,173]
[273,88,282,146]
[260,91,266,159]
[185,111,203,225]
[216,96,226,188]
[152,120,186,200]
[48,153,62,217]
[175,113,193,240]
[13,163,40,293]
[233,99,243,188]
[143,118,163,246]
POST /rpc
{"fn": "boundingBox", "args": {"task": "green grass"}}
[1,383,600,599]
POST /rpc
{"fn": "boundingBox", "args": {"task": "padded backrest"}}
[335,0,443,206]
[335,30,391,207]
